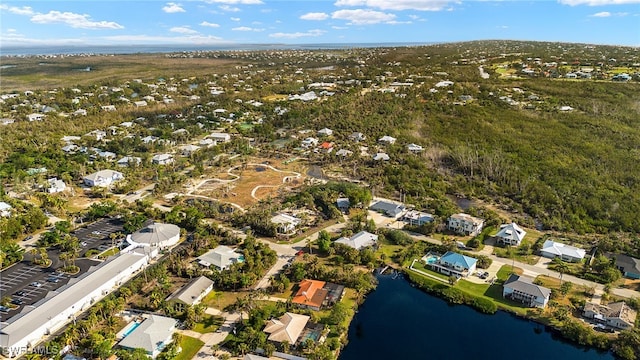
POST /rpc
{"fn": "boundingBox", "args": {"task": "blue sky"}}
[0,1,639,48]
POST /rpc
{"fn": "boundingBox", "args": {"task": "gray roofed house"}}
[335,231,378,250]
[197,245,244,270]
[614,254,640,279]
[166,276,214,307]
[370,200,405,218]
[117,315,178,358]
[502,274,551,308]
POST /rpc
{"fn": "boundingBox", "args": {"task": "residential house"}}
[447,213,484,237]
[349,132,366,142]
[263,312,310,345]
[46,178,67,194]
[407,143,424,153]
[83,170,124,187]
[117,156,142,167]
[27,113,45,122]
[197,245,244,270]
[179,144,201,156]
[539,240,586,262]
[165,276,214,308]
[117,315,178,358]
[373,152,390,161]
[62,144,79,154]
[101,105,116,112]
[73,109,87,116]
[336,197,350,212]
[133,100,148,108]
[335,231,378,250]
[0,202,12,217]
[199,138,216,147]
[271,214,301,236]
[370,200,405,218]
[209,132,231,143]
[378,135,396,145]
[141,135,158,144]
[301,137,319,148]
[317,128,333,137]
[335,149,353,157]
[502,274,551,308]
[428,251,477,278]
[152,154,174,165]
[583,301,637,330]
[493,222,527,246]
[614,254,640,279]
[292,279,345,311]
[402,210,434,226]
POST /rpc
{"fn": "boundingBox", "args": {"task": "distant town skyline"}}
[1,0,639,48]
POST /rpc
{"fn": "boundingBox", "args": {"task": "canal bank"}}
[339,274,614,360]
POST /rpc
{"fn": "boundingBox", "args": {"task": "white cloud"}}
[408,14,420,19]
[332,9,396,24]
[230,17,241,21]
[170,26,198,34]
[559,0,640,5]
[30,11,124,29]
[269,29,326,39]
[219,5,241,12]
[332,26,349,29]
[591,11,612,16]
[200,21,220,27]
[103,34,226,45]
[232,26,264,31]
[300,12,329,20]
[334,0,453,11]
[386,20,412,24]
[0,4,35,15]
[162,2,186,13]
[206,0,263,4]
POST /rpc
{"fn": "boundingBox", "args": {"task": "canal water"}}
[339,275,614,360]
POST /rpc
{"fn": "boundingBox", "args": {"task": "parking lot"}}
[72,217,126,257]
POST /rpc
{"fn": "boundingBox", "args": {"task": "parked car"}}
[81,241,88,246]
[0,306,9,312]
[10,298,23,305]
[480,272,489,279]
[30,281,42,287]
[91,231,101,235]
[47,276,60,283]
[14,290,26,297]
[23,235,33,241]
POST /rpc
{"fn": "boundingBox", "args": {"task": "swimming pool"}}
[301,330,321,342]
[121,321,141,338]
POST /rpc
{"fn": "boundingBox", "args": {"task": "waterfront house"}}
[263,312,310,345]
[429,251,477,278]
[502,274,550,308]
[613,254,640,279]
[335,231,379,251]
[117,315,178,358]
[292,279,345,311]
[539,240,586,262]
[83,170,124,188]
[583,301,637,330]
[197,245,244,271]
[165,276,214,309]
[447,213,484,236]
[493,222,527,246]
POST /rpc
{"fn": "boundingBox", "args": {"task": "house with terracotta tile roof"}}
[292,279,345,311]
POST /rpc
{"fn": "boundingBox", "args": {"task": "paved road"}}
[184,308,241,360]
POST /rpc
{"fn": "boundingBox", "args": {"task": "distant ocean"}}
[0,42,431,56]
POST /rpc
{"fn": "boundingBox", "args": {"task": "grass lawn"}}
[496,265,523,282]
[174,336,204,360]
[283,219,341,244]
[98,247,120,259]
[456,279,528,315]
[377,237,404,262]
[410,260,450,281]
[192,315,224,334]
[493,241,540,265]
[202,290,250,311]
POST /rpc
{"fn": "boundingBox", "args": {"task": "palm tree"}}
[552,257,570,285]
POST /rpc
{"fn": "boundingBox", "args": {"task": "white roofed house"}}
[117,156,142,167]
[583,301,637,330]
[0,201,12,217]
[117,315,178,358]
[271,213,301,236]
[447,213,485,237]
[126,222,181,251]
[197,245,244,271]
[493,222,527,246]
[179,144,201,156]
[46,178,67,194]
[335,231,378,250]
[378,135,396,145]
[373,152,390,161]
[539,240,586,262]
[209,132,231,143]
[152,153,174,165]
[407,143,424,153]
[27,113,45,122]
[83,169,124,188]
[318,128,334,137]
[165,276,214,308]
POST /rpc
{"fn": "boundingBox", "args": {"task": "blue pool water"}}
[122,321,141,337]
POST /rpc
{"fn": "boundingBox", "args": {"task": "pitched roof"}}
[449,213,484,225]
[584,301,637,325]
[166,276,213,305]
[494,222,526,242]
[439,251,477,270]
[370,200,405,216]
[504,274,551,299]
[129,223,180,247]
[197,245,243,269]
[614,254,640,275]
[117,315,178,353]
[335,231,378,250]
[541,240,586,259]
[292,279,327,309]
[263,312,310,344]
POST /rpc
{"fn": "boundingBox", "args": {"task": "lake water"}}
[339,275,614,360]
